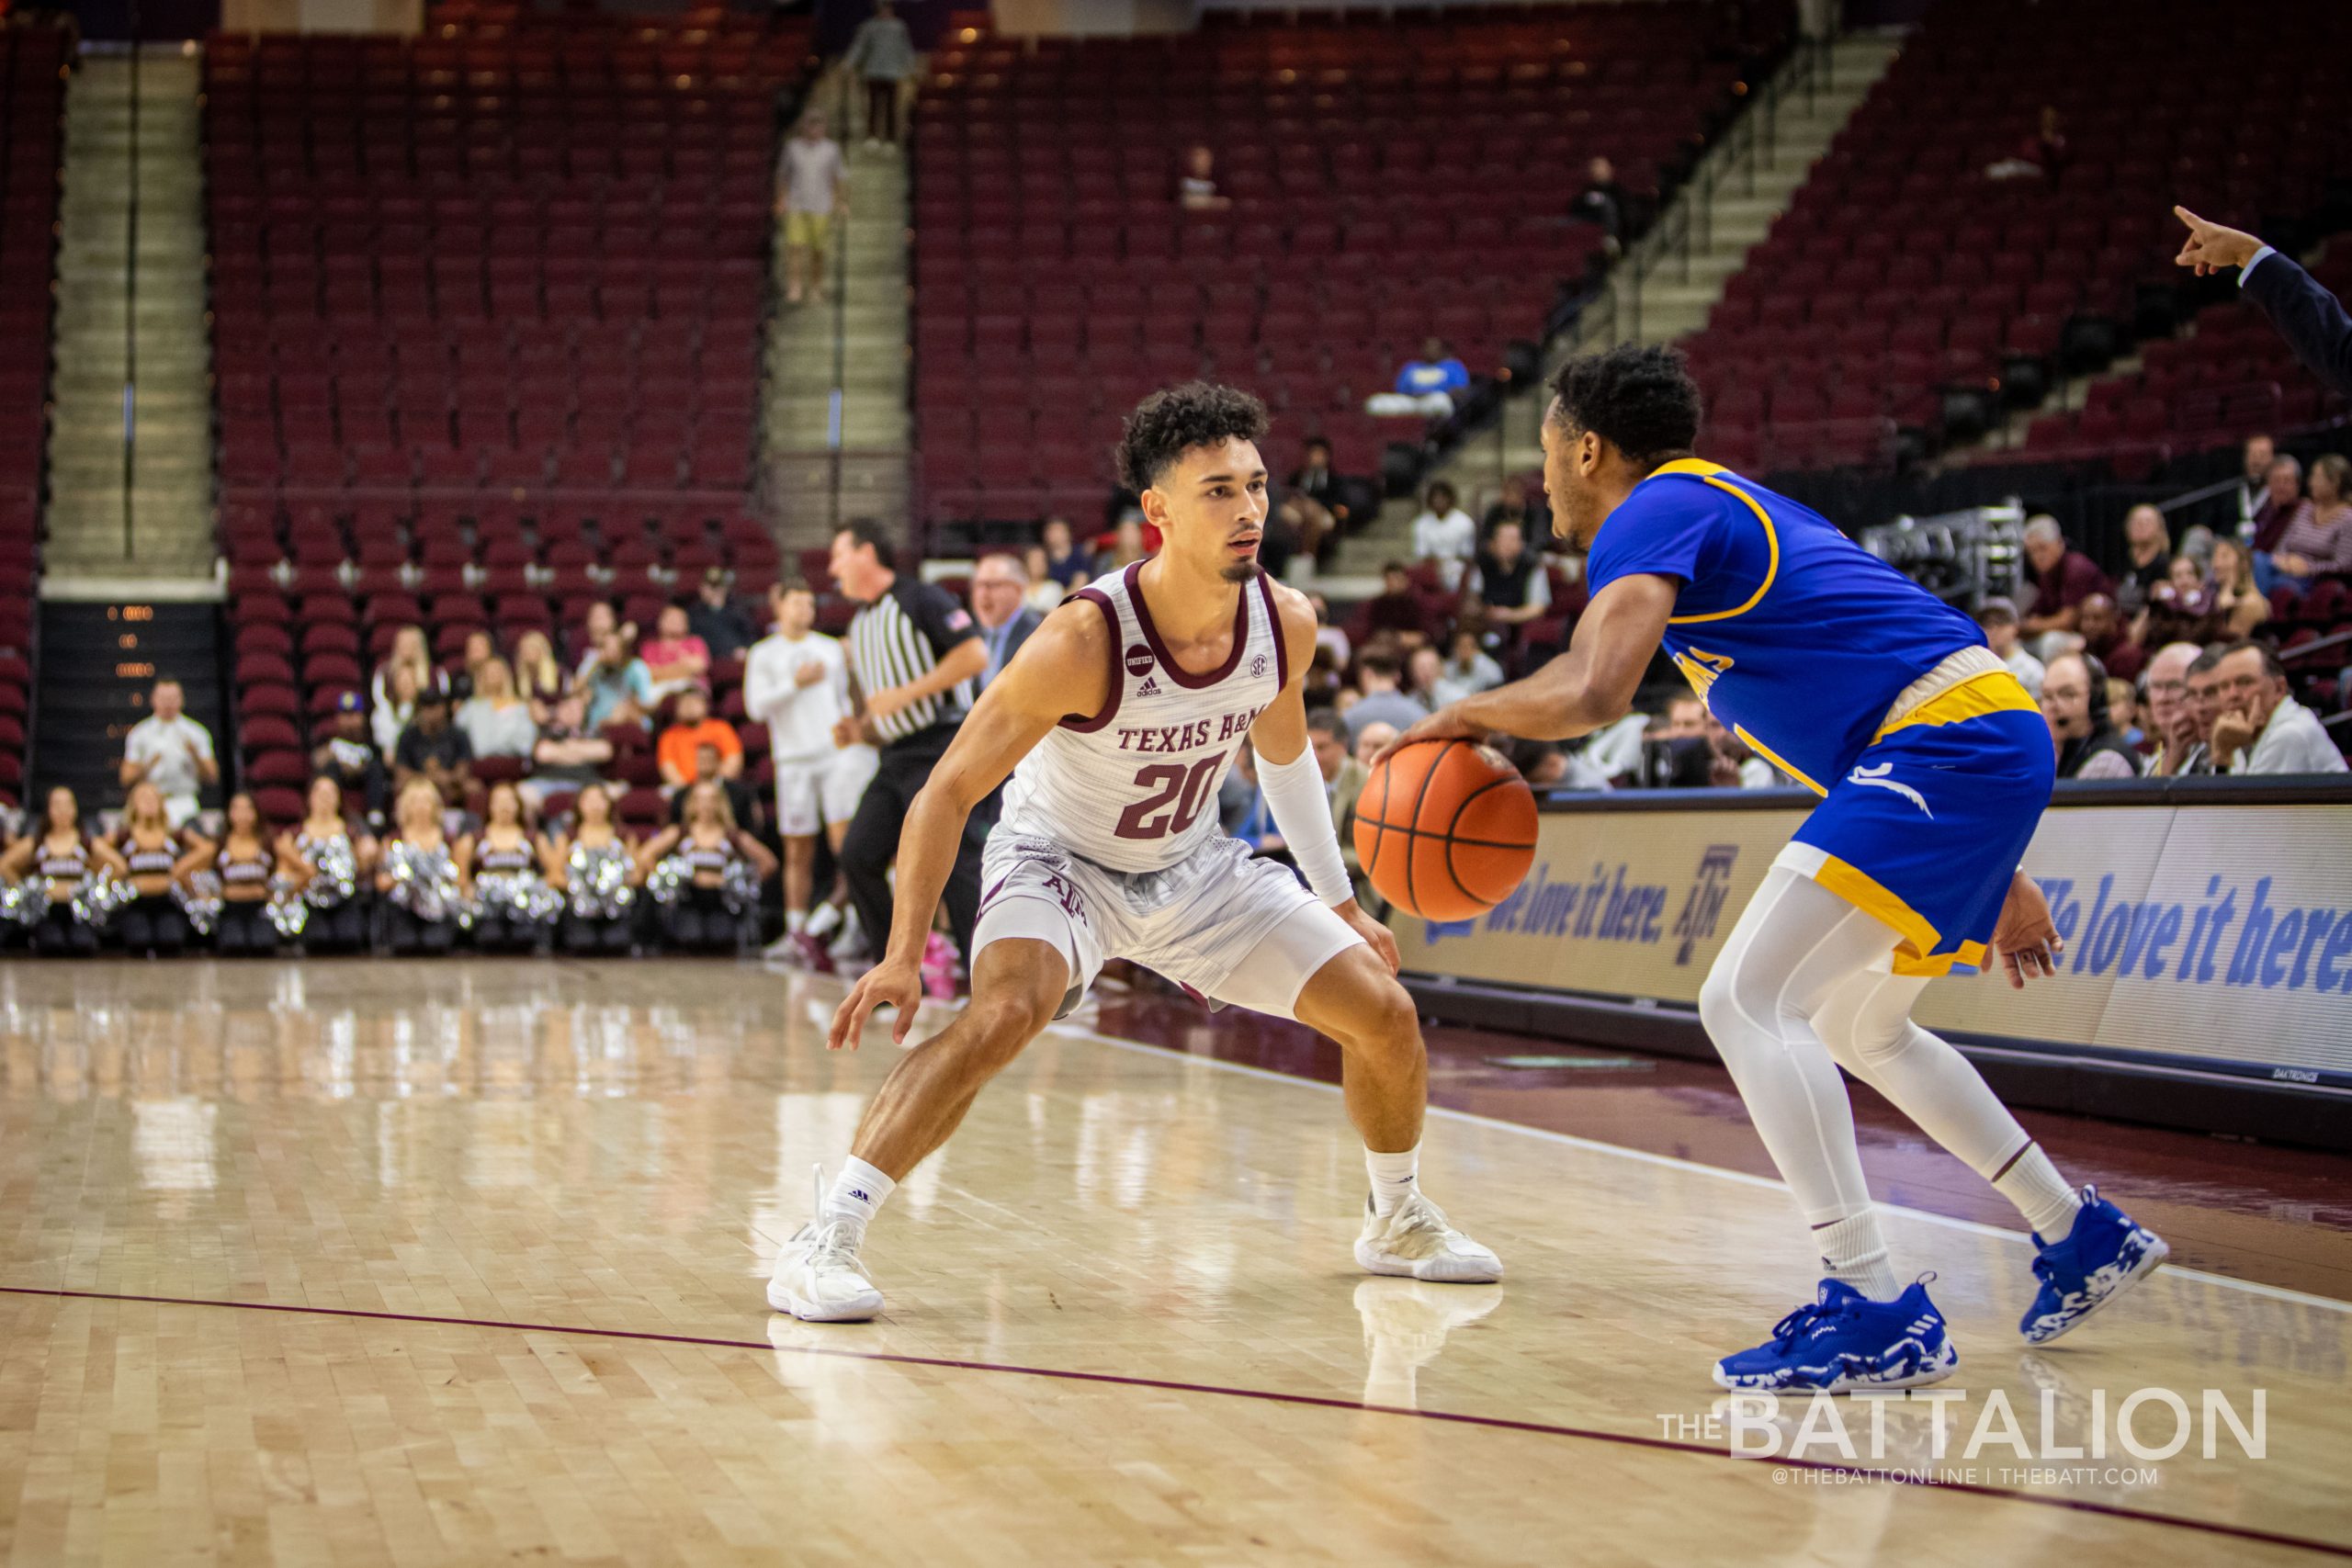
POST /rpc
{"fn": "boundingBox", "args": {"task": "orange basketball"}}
[1353,739,1540,920]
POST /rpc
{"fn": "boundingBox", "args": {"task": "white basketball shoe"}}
[767,1168,885,1323]
[1354,1190,1504,1283]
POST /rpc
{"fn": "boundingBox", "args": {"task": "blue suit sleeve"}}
[2242,251,2352,401]
[1585,480,1719,598]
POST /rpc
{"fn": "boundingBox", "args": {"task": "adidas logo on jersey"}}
[1136,675,1162,696]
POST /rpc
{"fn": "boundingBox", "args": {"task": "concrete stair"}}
[1332,31,1908,576]
[763,104,911,554]
[42,48,214,581]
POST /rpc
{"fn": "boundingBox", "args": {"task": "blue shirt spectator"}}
[1395,337,1469,398]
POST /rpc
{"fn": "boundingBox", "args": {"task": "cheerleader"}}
[376,778,471,955]
[205,793,280,956]
[276,775,378,953]
[469,781,560,953]
[548,783,641,956]
[0,785,129,955]
[638,780,776,953]
[115,782,209,957]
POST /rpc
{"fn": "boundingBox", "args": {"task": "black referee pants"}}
[841,727,998,964]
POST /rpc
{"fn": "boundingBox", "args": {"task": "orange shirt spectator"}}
[656,687,743,789]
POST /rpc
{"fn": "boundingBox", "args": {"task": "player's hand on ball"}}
[830,959,922,1050]
[1989,870,2063,989]
[2172,206,2262,276]
[1372,704,1481,767]
[1335,898,1398,975]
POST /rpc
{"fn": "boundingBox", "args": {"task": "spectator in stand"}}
[745,581,872,965]
[1175,144,1228,212]
[2138,555,2223,649]
[2174,209,2352,401]
[2115,504,2172,617]
[2234,434,2276,536]
[2040,653,2140,780]
[114,781,209,956]
[1341,653,1427,745]
[969,553,1044,692]
[2073,594,2143,683]
[2141,641,2204,775]
[777,109,847,307]
[1370,338,1471,418]
[394,688,475,812]
[2266,453,2352,592]
[1091,515,1149,576]
[2249,455,2303,554]
[843,0,914,149]
[2018,515,2112,649]
[1483,475,1545,536]
[1431,627,1505,708]
[1705,712,1778,790]
[1309,592,1350,670]
[2171,647,2231,777]
[371,624,444,710]
[656,685,742,794]
[1304,709,1372,903]
[686,567,757,663]
[525,691,615,811]
[2107,678,2143,749]
[2208,537,2271,639]
[1409,481,1478,589]
[1038,517,1092,595]
[667,739,760,840]
[373,661,421,759]
[581,628,653,729]
[569,602,618,678]
[1363,563,1435,649]
[1405,647,1444,707]
[1973,599,2044,698]
[1570,154,1627,244]
[1266,492,1320,578]
[512,629,566,723]
[1352,721,1399,771]
[1466,519,1552,630]
[451,629,496,703]
[456,657,537,761]
[311,691,389,822]
[1989,105,2066,180]
[639,604,712,705]
[119,677,218,829]
[1289,437,1343,519]
[1020,546,1064,614]
[2206,641,2348,775]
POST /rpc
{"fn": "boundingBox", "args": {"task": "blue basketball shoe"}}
[2019,1186,2168,1345]
[1713,1278,1958,1393]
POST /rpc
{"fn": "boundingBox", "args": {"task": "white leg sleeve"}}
[1814,968,2032,1179]
[1695,866,1899,1226]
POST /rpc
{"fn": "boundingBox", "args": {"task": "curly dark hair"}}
[1544,344,1702,471]
[1115,382,1270,492]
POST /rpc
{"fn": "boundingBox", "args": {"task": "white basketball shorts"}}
[772,746,878,838]
[971,829,1364,1021]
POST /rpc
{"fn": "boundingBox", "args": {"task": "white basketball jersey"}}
[997,563,1288,874]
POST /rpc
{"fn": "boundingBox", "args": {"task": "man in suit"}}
[2176,207,2352,400]
[969,552,1043,692]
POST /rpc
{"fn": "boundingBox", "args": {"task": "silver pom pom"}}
[720,855,763,915]
[176,871,224,937]
[384,841,467,924]
[0,879,44,928]
[304,836,360,907]
[73,873,130,928]
[475,871,562,927]
[565,843,636,920]
[646,854,689,908]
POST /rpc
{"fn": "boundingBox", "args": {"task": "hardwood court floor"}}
[1,958,2347,1566]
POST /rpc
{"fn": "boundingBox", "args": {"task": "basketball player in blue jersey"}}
[1385,345,2167,1392]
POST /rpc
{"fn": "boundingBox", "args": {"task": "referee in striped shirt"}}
[829,520,994,972]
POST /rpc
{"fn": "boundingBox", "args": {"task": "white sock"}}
[1993,1143,2083,1241]
[822,1157,896,1247]
[1365,1145,1419,1218]
[1813,1210,1901,1300]
[786,908,807,935]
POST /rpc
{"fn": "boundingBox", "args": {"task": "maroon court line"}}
[5,1283,2346,1562]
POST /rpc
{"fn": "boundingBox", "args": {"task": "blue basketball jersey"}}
[1584,458,1988,792]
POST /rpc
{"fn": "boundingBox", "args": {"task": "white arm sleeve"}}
[1255,748,1354,908]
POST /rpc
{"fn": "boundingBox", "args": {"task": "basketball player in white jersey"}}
[769,384,1502,1321]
